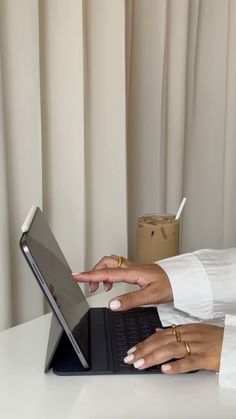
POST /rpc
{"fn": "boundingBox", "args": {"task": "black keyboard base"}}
[50,307,163,376]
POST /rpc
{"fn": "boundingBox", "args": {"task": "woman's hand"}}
[72,256,173,310]
[123,323,224,373]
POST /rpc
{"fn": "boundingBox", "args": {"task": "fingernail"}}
[123,354,134,364]
[127,346,137,355]
[161,364,172,373]
[134,359,145,369]
[72,272,79,276]
[109,300,121,310]
[155,328,162,332]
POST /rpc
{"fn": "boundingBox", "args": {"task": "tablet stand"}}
[45,313,88,375]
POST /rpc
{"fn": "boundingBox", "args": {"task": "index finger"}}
[72,268,139,285]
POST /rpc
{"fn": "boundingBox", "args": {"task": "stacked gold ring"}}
[171,325,191,357]
[183,340,191,357]
[171,325,181,341]
[175,330,181,342]
[117,256,124,268]
[171,324,177,333]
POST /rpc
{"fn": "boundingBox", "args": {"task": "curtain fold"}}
[0,0,43,328]
[0,44,12,329]
[222,0,236,247]
[83,0,128,273]
[182,0,230,251]
[165,0,189,210]
[0,0,235,331]
[127,0,168,259]
[39,0,87,279]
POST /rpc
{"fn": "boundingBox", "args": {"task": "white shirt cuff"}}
[157,302,203,327]
[157,253,213,320]
[219,315,236,388]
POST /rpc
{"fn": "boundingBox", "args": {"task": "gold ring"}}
[117,256,124,268]
[171,325,181,341]
[183,340,191,357]
[175,330,181,342]
[171,324,177,334]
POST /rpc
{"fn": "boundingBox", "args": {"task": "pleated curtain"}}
[0,0,235,331]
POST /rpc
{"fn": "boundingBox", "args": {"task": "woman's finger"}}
[103,281,113,292]
[124,332,176,361]
[88,281,99,292]
[161,355,202,374]
[73,267,141,284]
[88,280,113,293]
[124,341,188,370]
[86,256,131,292]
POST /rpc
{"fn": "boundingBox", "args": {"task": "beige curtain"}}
[127,0,236,257]
[0,0,235,331]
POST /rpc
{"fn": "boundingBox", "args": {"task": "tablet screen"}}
[20,208,89,365]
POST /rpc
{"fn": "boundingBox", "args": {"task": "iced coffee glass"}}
[136,214,179,264]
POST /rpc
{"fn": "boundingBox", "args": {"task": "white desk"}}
[0,287,236,419]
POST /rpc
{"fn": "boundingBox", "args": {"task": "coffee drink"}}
[136,214,179,264]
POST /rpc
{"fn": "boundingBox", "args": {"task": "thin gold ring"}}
[171,324,181,341]
[183,340,191,357]
[117,256,124,268]
[171,324,177,334]
[175,329,181,342]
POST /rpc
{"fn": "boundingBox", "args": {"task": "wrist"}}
[155,263,173,303]
[161,268,173,302]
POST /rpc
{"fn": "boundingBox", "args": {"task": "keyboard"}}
[108,307,162,373]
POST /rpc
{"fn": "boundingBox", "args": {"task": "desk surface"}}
[0,286,235,419]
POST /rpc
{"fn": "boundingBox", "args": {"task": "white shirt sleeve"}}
[157,248,236,321]
[219,315,236,388]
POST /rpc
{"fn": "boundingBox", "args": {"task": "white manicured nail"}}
[161,364,172,373]
[123,354,134,364]
[72,272,79,276]
[127,346,137,355]
[109,300,121,310]
[134,359,145,369]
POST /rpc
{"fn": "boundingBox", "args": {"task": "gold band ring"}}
[117,256,124,268]
[171,324,177,334]
[171,325,181,341]
[175,330,181,342]
[183,340,191,357]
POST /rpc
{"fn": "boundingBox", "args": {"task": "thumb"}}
[109,287,154,311]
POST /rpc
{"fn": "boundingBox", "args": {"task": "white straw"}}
[175,197,187,220]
